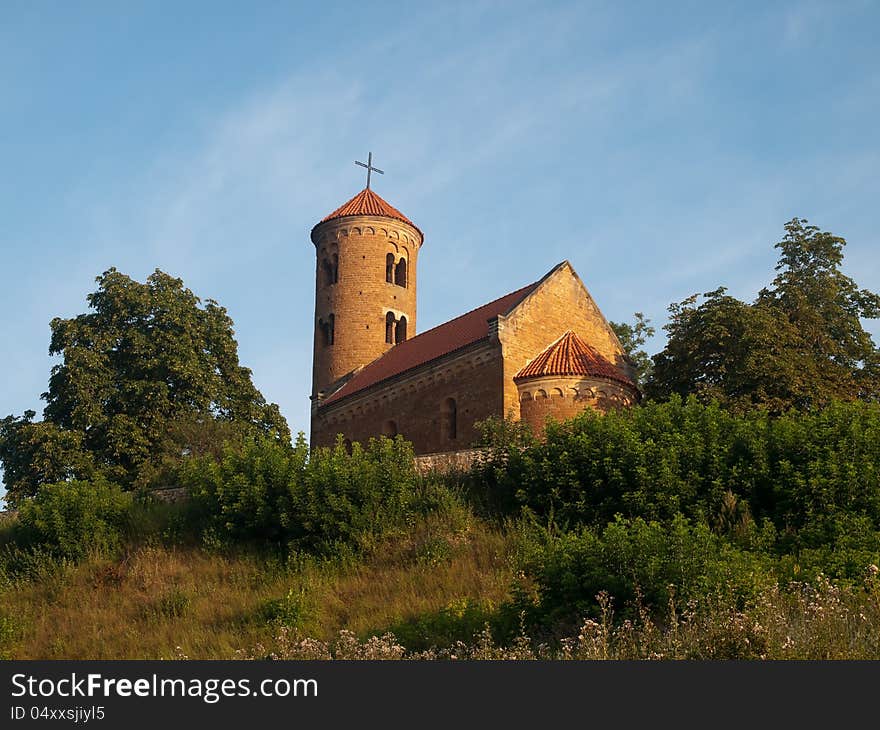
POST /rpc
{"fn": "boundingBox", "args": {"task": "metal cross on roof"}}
[355,152,384,189]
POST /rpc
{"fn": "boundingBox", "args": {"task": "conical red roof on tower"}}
[312,188,422,239]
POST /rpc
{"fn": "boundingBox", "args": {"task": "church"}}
[309,159,639,455]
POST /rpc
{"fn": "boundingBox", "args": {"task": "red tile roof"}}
[514,330,637,389]
[321,282,540,406]
[313,188,422,239]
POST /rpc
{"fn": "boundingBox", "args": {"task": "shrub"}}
[259,587,313,628]
[514,514,777,630]
[15,477,132,560]
[779,514,880,583]
[0,610,21,659]
[179,433,426,554]
[474,397,880,540]
[385,598,498,651]
[293,435,421,551]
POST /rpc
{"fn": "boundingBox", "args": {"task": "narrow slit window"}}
[442,397,457,440]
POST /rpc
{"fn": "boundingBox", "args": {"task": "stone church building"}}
[309,182,639,455]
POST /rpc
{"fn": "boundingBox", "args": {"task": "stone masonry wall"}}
[311,215,422,397]
[310,340,503,454]
[413,448,484,474]
[517,374,638,436]
[497,262,635,421]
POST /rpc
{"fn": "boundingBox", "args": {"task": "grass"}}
[0,510,518,659]
[2,494,879,660]
[242,571,880,660]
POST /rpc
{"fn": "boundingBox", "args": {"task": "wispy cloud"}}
[5,1,878,442]
[65,4,715,434]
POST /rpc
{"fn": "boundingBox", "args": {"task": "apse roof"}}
[514,330,637,389]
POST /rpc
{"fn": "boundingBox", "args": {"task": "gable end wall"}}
[497,262,633,419]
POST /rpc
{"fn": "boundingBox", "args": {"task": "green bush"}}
[259,587,313,628]
[179,433,426,554]
[15,477,132,560]
[385,598,499,651]
[0,543,72,585]
[515,514,777,629]
[0,610,21,659]
[474,397,880,542]
[779,514,880,583]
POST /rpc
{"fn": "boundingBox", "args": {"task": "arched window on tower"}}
[395,316,407,344]
[385,312,395,344]
[386,253,395,283]
[394,258,407,288]
[319,313,335,346]
[321,258,333,287]
[441,397,457,441]
[383,420,398,438]
[331,253,339,284]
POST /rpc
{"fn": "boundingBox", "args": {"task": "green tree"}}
[647,218,880,411]
[757,217,880,401]
[646,288,804,411]
[0,412,96,500]
[609,312,655,386]
[1,268,289,503]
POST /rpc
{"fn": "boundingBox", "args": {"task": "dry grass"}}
[0,512,518,659]
[246,569,880,660]
[4,508,878,660]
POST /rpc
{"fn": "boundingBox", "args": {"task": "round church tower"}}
[310,185,423,401]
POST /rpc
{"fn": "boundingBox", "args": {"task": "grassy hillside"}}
[0,506,516,660]
[2,506,878,660]
[2,399,880,660]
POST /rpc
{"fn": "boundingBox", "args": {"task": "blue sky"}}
[2,0,879,469]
